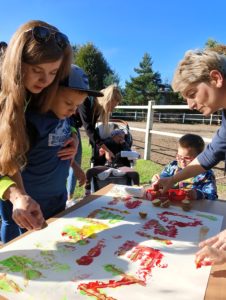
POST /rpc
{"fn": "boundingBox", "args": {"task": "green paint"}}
[0,254,70,283]
[62,225,81,240]
[78,240,89,246]
[196,213,217,221]
[53,263,70,272]
[79,289,98,300]
[104,264,124,276]
[98,211,124,224]
[25,269,42,280]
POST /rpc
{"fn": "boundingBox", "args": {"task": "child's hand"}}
[75,168,86,187]
[186,189,197,200]
[105,150,115,162]
[99,147,105,156]
[151,174,160,188]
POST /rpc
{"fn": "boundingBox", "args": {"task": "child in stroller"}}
[85,125,140,195]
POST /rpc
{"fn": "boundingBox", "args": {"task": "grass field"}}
[73,138,226,199]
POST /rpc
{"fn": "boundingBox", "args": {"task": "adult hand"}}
[58,136,77,160]
[196,245,226,265]
[154,176,175,193]
[199,229,226,251]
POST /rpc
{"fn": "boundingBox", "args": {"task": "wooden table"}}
[1,184,226,300]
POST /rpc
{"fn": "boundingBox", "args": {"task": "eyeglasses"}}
[176,154,194,163]
[26,26,69,49]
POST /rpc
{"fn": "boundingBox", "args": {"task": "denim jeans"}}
[0,200,26,243]
[67,130,82,197]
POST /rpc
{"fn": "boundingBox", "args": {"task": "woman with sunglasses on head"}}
[0,20,74,234]
[152,134,217,201]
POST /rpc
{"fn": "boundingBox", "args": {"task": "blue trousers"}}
[0,191,67,243]
[67,130,82,197]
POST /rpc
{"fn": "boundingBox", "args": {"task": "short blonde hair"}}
[172,49,226,95]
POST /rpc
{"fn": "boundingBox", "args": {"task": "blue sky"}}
[1,0,226,87]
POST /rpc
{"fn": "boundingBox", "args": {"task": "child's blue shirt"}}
[22,110,72,200]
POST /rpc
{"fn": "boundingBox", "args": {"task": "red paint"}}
[128,245,167,281]
[87,240,105,257]
[115,240,138,256]
[125,200,142,209]
[76,240,105,265]
[78,275,145,299]
[143,219,178,238]
[136,231,172,245]
[122,195,132,201]
[158,211,202,227]
[168,189,187,201]
[108,197,120,205]
[76,255,93,265]
[87,209,101,218]
[145,188,187,201]
[196,259,212,269]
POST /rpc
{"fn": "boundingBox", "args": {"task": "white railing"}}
[115,101,213,160]
[114,104,221,124]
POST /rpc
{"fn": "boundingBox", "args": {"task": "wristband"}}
[0,176,16,200]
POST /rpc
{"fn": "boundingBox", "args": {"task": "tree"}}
[73,43,113,90]
[205,39,226,55]
[123,53,162,105]
[103,72,120,87]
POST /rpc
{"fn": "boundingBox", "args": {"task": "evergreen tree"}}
[205,39,226,55]
[123,53,162,105]
[74,43,113,90]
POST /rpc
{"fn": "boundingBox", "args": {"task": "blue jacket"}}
[22,110,71,199]
[198,110,226,169]
[159,160,218,200]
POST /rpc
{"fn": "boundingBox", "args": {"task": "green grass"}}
[73,138,226,199]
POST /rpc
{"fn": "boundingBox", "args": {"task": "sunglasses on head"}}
[26,26,69,49]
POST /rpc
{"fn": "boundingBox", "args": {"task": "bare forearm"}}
[172,158,205,184]
[3,172,26,203]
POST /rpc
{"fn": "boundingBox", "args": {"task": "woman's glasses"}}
[26,26,69,49]
[176,154,194,164]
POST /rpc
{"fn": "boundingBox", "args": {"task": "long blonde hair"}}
[93,84,122,137]
[0,20,72,175]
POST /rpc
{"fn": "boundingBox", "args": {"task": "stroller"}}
[87,119,140,193]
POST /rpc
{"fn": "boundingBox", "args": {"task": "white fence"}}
[115,101,213,160]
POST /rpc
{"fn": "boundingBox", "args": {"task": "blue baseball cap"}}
[61,64,103,97]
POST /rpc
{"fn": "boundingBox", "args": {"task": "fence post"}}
[182,113,185,124]
[210,114,213,125]
[144,100,154,160]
